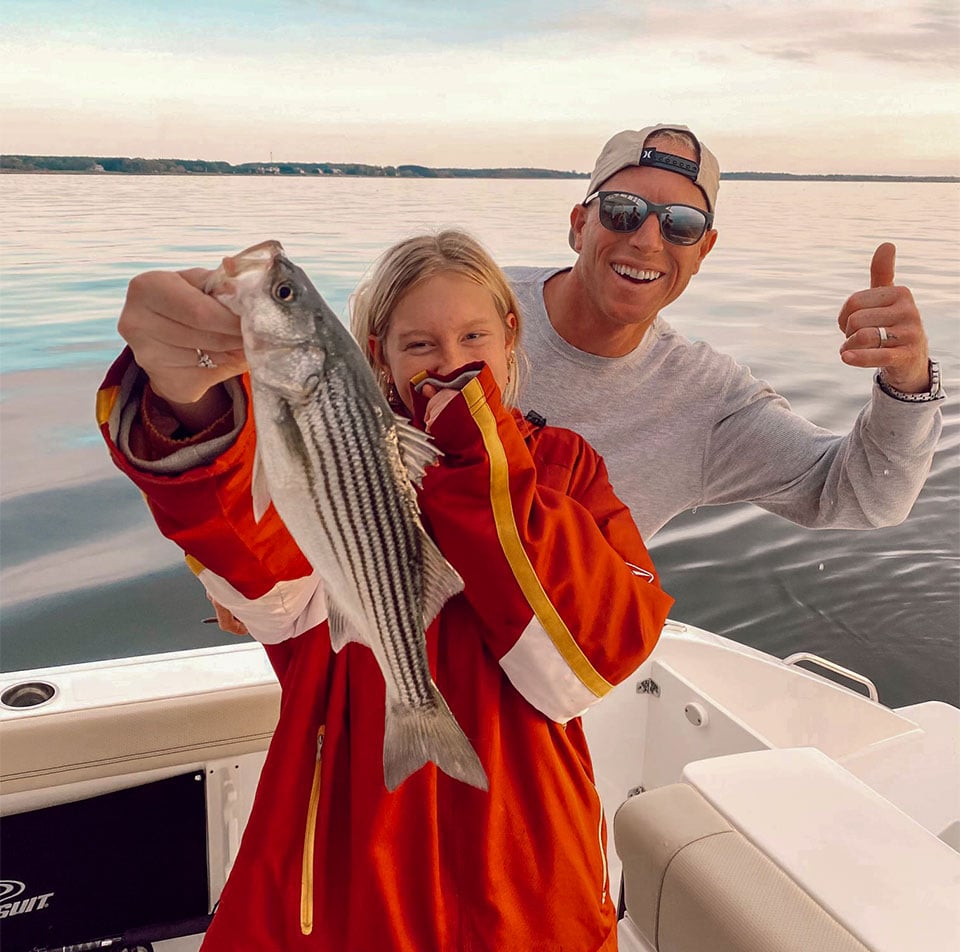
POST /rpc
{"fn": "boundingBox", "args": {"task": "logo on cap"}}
[639,148,700,182]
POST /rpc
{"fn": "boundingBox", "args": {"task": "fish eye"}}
[273,281,296,302]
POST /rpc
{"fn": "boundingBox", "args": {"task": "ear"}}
[692,228,718,275]
[569,204,588,253]
[368,335,389,374]
[504,311,518,344]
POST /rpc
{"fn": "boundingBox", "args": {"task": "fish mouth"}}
[612,262,663,284]
[205,240,284,295]
[222,240,284,276]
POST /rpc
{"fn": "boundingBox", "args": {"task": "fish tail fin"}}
[383,689,488,793]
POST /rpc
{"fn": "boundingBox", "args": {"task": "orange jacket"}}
[97,354,673,951]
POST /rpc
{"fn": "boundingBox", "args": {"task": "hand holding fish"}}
[118,267,248,430]
[838,243,931,394]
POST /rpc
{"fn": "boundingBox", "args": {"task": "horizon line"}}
[1,154,957,182]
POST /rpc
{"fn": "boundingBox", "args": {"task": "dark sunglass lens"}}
[600,195,647,232]
[662,207,707,245]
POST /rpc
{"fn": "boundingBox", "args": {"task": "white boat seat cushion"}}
[683,747,960,952]
[614,783,869,952]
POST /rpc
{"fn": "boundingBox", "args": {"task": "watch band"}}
[876,359,944,403]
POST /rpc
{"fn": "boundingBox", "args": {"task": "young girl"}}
[98,230,673,951]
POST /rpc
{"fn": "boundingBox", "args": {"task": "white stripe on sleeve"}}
[499,615,601,723]
[197,568,327,645]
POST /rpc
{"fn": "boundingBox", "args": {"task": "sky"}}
[2,0,958,176]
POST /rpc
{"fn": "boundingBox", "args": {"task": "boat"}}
[1,619,957,951]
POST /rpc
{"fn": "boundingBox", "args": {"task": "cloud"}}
[755,46,817,63]
[1,0,957,174]
[749,4,960,68]
[5,0,958,70]
[538,1,959,71]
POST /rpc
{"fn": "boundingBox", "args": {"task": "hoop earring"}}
[386,379,404,411]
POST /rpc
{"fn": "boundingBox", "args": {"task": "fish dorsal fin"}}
[327,596,369,653]
[394,415,442,488]
[251,443,272,523]
[419,534,464,630]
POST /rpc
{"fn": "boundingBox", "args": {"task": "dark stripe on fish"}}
[306,365,427,707]
[338,381,425,705]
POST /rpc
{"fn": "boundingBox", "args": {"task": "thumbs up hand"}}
[838,243,932,394]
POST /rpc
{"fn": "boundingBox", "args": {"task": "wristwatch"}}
[877,359,944,403]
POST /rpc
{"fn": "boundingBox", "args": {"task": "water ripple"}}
[1,176,957,704]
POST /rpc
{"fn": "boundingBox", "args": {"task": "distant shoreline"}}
[1,155,956,183]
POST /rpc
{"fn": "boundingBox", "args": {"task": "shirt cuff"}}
[116,367,248,474]
[135,385,237,459]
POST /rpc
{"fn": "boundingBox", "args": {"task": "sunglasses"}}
[584,190,713,246]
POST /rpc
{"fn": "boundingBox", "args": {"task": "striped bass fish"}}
[205,240,488,792]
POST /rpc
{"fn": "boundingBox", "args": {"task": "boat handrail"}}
[783,652,879,702]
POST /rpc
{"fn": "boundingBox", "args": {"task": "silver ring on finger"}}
[876,326,889,345]
[196,348,218,369]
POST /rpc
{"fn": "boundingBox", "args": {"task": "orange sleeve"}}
[417,365,673,723]
[96,350,320,649]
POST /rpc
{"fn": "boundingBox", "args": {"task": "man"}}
[113,123,942,542]
[506,124,943,538]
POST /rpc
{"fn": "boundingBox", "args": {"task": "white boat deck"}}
[2,621,958,951]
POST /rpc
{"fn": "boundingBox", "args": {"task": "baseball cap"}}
[569,124,720,250]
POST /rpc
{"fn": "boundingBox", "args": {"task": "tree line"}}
[3,155,953,183]
[0,155,589,179]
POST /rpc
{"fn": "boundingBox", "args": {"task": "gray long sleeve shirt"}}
[506,267,943,540]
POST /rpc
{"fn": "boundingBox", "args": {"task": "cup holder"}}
[1,680,58,710]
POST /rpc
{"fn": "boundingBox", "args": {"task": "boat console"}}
[0,644,279,951]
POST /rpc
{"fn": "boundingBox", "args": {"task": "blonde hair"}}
[646,127,700,155]
[350,230,523,406]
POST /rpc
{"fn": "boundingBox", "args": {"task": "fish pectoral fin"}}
[383,691,488,792]
[420,535,464,629]
[251,444,273,523]
[394,416,442,488]
[327,598,369,652]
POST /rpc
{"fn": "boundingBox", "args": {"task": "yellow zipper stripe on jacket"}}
[595,784,609,905]
[301,726,324,935]
[460,378,612,699]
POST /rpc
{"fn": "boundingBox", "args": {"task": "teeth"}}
[613,263,662,281]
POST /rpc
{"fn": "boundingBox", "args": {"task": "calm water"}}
[1,175,958,708]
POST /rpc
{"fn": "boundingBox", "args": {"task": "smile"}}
[612,263,663,283]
